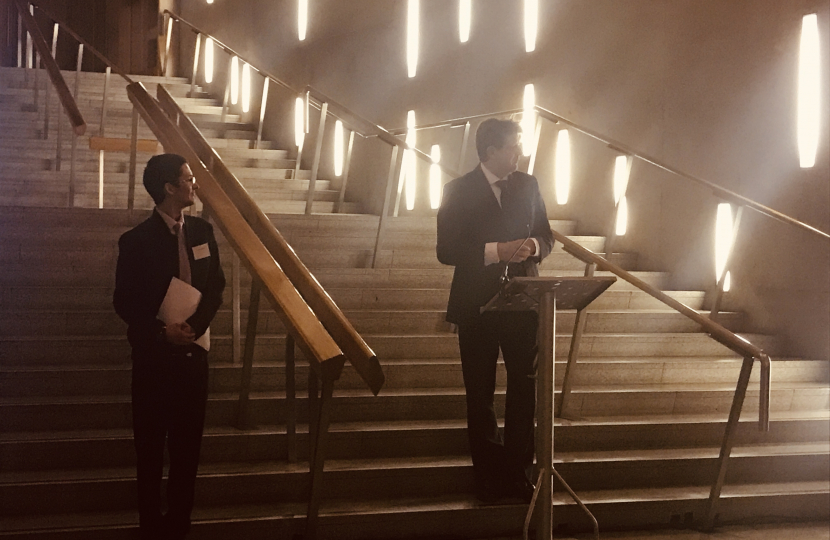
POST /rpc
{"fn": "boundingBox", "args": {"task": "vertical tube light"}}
[798,13,820,168]
[204,38,214,83]
[613,155,631,236]
[407,0,419,78]
[459,0,471,43]
[405,110,417,210]
[430,144,442,209]
[715,203,733,291]
[241,62,251,113]
[524,0,538,53]
[298,0,308,41]
[230,56,239,105]
[207,0,214,4]
[554,130,571,205]
[334,120,344,177]
[521,84,535,157]
[294,96,305,147]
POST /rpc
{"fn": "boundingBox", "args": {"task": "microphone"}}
[500,224,531,286]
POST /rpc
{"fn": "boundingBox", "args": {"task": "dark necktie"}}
[495,179,514,211]
[173,222,191,285]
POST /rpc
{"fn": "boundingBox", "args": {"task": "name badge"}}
[192,243,210,260]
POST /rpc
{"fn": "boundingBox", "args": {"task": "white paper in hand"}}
[158,277,210,351]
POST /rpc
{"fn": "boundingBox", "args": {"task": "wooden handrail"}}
[552,229,766,359]
[533,105,829,241]
[29,2,134,85]
[156,85,385,395]
[16,0,85,136]
[127,81,345,375]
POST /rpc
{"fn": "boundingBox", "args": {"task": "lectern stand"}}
[482,276,616,540]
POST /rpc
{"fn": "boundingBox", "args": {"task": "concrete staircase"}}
[0,66,357,214]
[0,205,828,539]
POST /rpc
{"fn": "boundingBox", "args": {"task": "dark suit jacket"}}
[436,165,554,324]
[114,210,225,355]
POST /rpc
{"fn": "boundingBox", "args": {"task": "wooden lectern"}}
[482,276,616,540]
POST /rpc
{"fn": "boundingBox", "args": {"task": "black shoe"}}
[474,477,501,504]
[501,476,535,503]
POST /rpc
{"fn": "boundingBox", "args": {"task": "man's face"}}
[167,163,198,208]
[485,132,522,178]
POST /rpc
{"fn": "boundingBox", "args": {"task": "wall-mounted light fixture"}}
[555,129,571,204]
[241,62,251,113]
[613,155,632,236]
[334,120,344,177]
[798,13,820,168]
[521,84,535,157]
[230,56,239,105]
[204,37,214,83]
[715,203,734,292]
[430,144,442,209]
[298,0,308,41]
[405,110,417,210]
[294,96,305,147]
[524,0,538,53]
[207,0,214,4]
[459,0,471,43]
[407,0,419,78]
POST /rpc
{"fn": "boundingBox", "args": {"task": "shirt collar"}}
[480,163,506,186]
[155,207,184,235]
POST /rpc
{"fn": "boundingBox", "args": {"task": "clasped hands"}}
[497,238,536,263]
[165,322,196,346]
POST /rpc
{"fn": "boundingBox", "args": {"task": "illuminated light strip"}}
[405,110,417,210]
[334,120,344,177]
[241,62,251,113]
[294,96,305,147]
[615,196,628,236]
[204,38,214,83]
[715,203,733,291]
[459,0,471,43]
[407,0,419,78]
[230,56,239,105]
[521,84,535,157]
[298,0,308,41]
[430,145,442,209]
[798,13,820,168]
[554,129,571,205]
[524,0,538,53]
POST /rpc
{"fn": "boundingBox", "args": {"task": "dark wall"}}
[1,0,160,74]
[121,0,830,359]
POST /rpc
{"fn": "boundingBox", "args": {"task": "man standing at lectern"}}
[437,118,554,503]
[114,154,225,539]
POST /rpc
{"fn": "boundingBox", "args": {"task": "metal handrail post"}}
[32,51,39,111]
[220,55,232,124]
[236,279,262,430]
[163,14,173,77]
[232,253,241,364]
[189,32,200,98]
[557,262,596,418]
[371,145,400,268]
[97,66,111,210]
[254,77,269,150]
[43,23,58,140]
[127,107,138,210]
[17,9,22,68]
[703,355,755,530]
[393,145,407,217]
[68,43,83,208]
[293,138,304,182]
[710,205,744,323]
[304,101,328,215]
[336,130,355,213]
[285,334,297,462]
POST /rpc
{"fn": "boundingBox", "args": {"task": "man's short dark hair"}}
[475,118,521,161]
[143,153,187,205]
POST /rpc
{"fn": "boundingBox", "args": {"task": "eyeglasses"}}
[174,175,196,185]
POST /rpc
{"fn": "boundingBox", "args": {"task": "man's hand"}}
[497,238,536,263]
[165,322,196,346]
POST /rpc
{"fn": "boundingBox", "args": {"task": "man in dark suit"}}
[437,118,554,503]
[114,154,225,539]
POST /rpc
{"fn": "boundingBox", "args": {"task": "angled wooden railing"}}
[127,81,372,539]
[155,84,384,395]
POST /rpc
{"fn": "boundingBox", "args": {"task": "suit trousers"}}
[457,310,538,488]
[131,346,209,539]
